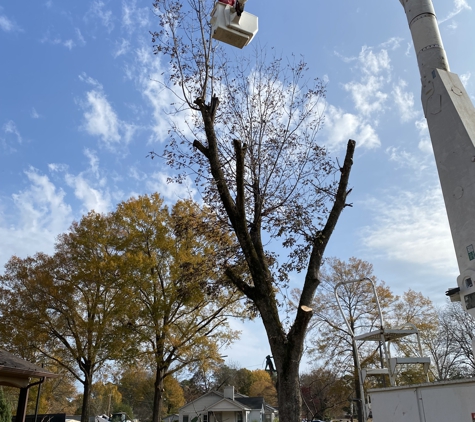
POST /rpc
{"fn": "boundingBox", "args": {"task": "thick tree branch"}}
[291,139,356,343]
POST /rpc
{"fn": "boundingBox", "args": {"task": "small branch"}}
[224,267,256,300]
[193,140,210,158]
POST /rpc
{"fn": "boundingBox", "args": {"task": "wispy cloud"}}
[146,171,197,202]
[50,149,113,214]
[85,0,115,33]
[343,46,391,117]
[113,38,130,58]
[361,186,457,273]
[0,168,73,267]
[392,79,417,123]
[40,30,76,50]
[322,104,380,150]
[439,0,472,23]
[122,0,149,33]
[78,73,137,149]
[1,120,24,152]
[31,108,40,119]
[325,41,403,150]
[131,46,194,143]
[0,9,22,32]
[3,120,23,144]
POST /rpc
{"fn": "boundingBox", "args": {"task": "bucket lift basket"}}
[210,1,258,48]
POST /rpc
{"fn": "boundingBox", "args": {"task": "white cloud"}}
[63,149,112,213]
[385,146,430,172]
[31,108,40,119]
[146,171,197,202]
[344,76,388,116]
[460,72,471,88]
[79,72,102,89]
[63,39,75,50]
[379,37,403,51]
[3,120,23,144]
[113,38,130,58]
[334,51,357,64]
[0,11,21,32]
[415,117,433,154]
[40,31,77,49]
[82,90,121,143]
[342,46,392,117]
[79,74,137,148]
[0,168,73,268]
[322,104,380,150]
[392,79,417,122]
[48,163,69,172]
[440,0,472,23]
[86,0,115,32]
[75,28,86,46]
[122,0,149,32]
[132,46,193,143]
[361,186,456,272]
[65,173,111,213]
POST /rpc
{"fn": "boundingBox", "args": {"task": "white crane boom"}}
[400,0,475,321]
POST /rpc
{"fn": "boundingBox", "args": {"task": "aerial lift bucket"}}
[210,0,258,49]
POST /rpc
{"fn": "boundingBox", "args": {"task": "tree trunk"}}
[81,373,93,422]
[152,368,165,422]
[275,355,302,422]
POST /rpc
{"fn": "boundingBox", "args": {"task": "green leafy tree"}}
[0,387,12,422]
[149,1,356,420]
[118,366,155,421]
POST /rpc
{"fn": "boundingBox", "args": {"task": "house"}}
[179,386,278,422]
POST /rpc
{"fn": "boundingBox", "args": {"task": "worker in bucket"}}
[217,0,247,15]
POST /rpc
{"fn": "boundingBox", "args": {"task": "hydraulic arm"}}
[399,0,475,323]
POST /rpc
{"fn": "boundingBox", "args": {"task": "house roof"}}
[207,398,249,412]
[179,389,249,412]
[0,349,58,388]
[235,397,265,410]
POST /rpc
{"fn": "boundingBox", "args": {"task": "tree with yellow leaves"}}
[112,194,243,422]
[0,194,242,422]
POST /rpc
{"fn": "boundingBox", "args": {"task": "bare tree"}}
[301,257,396,421]
[150,1,356,421]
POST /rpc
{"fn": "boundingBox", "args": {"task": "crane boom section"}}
[400,0,475,316]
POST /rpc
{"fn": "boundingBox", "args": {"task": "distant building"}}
[178,386,278,422]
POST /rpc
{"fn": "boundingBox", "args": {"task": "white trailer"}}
[370,379,475,422]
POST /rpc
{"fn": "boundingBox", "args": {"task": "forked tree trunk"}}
[193,98,356,422]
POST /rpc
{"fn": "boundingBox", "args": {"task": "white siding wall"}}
[247,410,261,422]
[180,394,221,422]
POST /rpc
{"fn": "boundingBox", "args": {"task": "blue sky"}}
[1,0,474,372]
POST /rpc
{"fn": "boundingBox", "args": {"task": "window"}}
[202,414,208,422]
[183,417,188,422]
[236,412,243,422]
